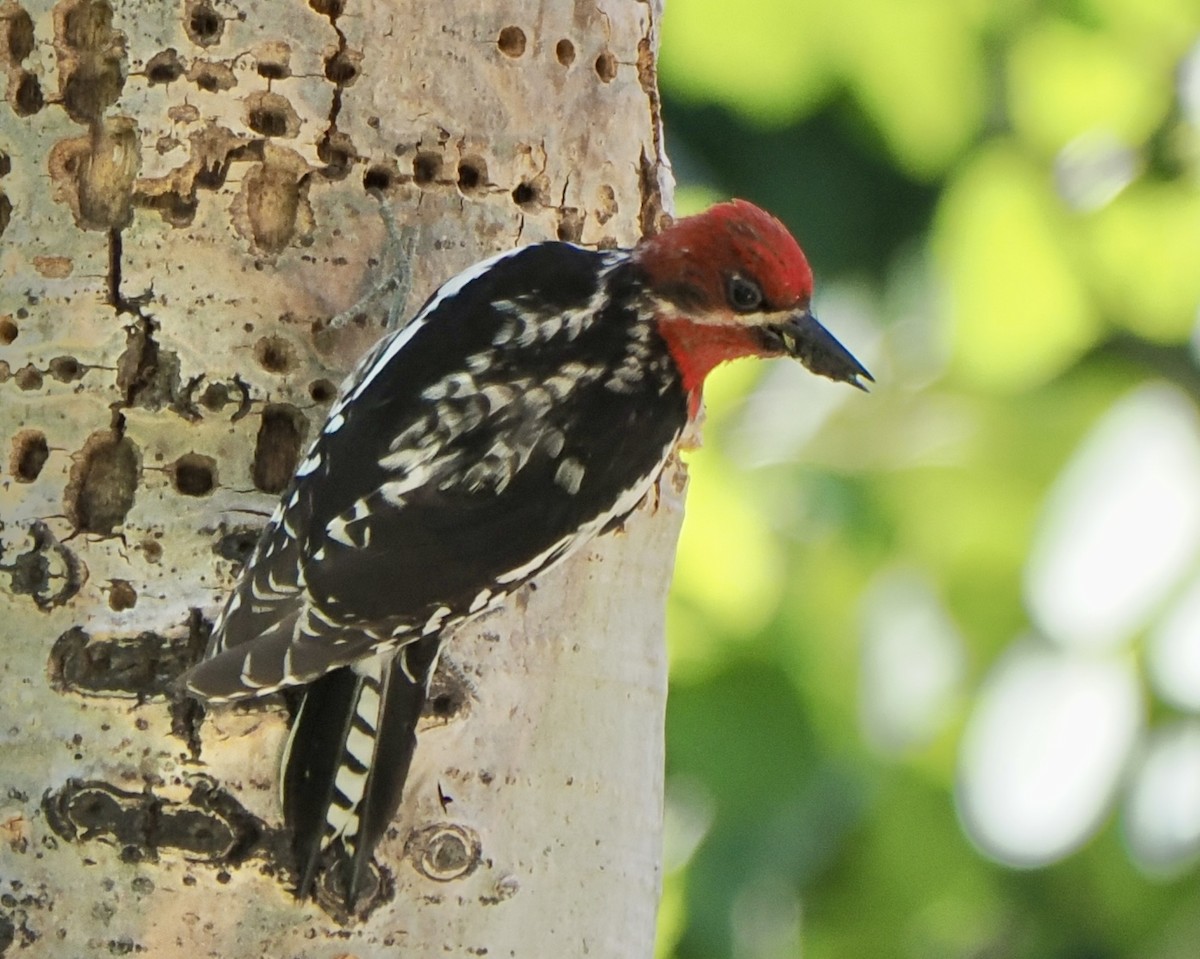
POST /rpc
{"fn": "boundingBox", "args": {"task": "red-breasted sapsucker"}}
[183,200,870,907]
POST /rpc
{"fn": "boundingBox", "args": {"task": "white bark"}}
[0,0,679,954]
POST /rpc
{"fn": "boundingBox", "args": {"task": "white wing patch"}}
[358,357,603,512]
[554,457,586,495]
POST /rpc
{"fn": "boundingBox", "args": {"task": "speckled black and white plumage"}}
[184,243,689,902]
[183,199,871,909]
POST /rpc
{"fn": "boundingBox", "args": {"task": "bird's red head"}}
[635,199,870,414]
[637,199,815,314]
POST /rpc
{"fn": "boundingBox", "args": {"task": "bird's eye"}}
[727,275,764,313]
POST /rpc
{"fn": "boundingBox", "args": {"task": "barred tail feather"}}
[182,611,389,703]
[281,637,442,905]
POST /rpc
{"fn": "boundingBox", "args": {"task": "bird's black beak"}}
[771,310,873,391]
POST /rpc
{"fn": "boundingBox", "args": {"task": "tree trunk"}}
[0,0,678,954]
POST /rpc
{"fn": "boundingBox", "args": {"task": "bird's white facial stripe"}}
[650,293,800,329]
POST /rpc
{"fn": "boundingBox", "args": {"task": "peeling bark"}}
[0,0,678,954]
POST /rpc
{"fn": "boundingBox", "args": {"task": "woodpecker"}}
[183,199,870,907]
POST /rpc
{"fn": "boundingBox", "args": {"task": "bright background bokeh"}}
[655,1,1200,956]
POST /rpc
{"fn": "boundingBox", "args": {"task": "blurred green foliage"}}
[655,0,1200,956]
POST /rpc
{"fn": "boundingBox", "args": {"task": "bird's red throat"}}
[656,317,766,418]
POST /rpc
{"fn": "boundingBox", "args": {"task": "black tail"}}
[281,636,442,908]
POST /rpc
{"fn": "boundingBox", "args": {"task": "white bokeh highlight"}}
[957,640,1142,867]
[1124,722,1200,876]
[859,567,966,753]
[1148,574,1200,712]
[662,775,716,872]
[1180,38,1200,127]
[1025,384,1200,651]
[1054,131,1138,211]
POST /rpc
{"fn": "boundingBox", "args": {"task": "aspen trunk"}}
[0,0,679,954]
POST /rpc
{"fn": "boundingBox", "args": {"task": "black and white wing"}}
[181,242,687,905]
[186,242,684,701]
